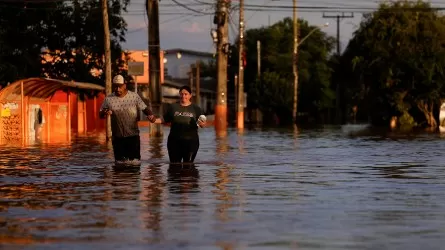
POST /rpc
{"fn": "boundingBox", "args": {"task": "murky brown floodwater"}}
[1,125,445,249]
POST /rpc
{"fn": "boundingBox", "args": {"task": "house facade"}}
[163,48,214,79]
[0,78,105,145]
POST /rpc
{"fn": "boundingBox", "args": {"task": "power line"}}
[169,0,213,14]
[2,1,445,16]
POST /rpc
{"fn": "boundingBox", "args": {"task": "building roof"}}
[164,48,214,58]
[163,78,216,94]
[0,77,104,101]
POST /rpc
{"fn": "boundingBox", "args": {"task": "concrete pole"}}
[215,0,229,134]
[237,0,244,129]
[292,0,299,124]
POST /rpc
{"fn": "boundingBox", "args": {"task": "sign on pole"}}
[128,62,144,76]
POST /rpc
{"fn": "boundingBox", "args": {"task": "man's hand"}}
[100,109,112,118]
[147,115,157,123]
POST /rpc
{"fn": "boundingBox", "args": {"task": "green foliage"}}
[341,0,445,127]
[0,1,59,84]
[237,17,335,123]
[199,59,216,78]
[399,111,417,129]
[248,71,293,124]
[0,0,129,86]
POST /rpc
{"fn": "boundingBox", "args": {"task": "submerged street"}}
[1,126,445,249]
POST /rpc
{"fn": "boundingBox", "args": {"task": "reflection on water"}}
[167,164,200,194]
[1,126,445,249]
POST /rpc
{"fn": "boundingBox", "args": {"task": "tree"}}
[0,1,62,85]
[0,0,129,86]
[199,59,217,78]
[42,0,129,85]
[237,18,335,124]
[248,71,293,125]
[341,0,445,128]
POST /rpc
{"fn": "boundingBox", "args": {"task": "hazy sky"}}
[122,0,378,53]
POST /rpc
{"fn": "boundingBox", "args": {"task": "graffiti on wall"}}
[0,102,21,143]
[55,105,67,120]
[1,102,18,118]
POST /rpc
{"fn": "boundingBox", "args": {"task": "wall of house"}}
[164,53,214,79]
[0,93,70,145]
[43,90,69,143]
[86,93,105,132]
[0,90,106,145]
[0,100,22,145]
[126,50,165,84]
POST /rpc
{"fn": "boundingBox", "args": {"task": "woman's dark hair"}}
[179,85,192,94]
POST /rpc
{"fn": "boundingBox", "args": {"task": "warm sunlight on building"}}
[124,50,165,85]
[40,49,165,82]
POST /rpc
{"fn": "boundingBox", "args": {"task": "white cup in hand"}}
[197,115,206,127]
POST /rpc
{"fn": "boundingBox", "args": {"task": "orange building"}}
[0,78,105,145]
[124,50,165,85]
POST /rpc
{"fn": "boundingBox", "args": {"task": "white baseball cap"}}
[112,75,125,85]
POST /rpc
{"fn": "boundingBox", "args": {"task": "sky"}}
[121,0,381,53]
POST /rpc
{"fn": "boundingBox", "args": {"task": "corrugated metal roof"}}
[0,78,104,101]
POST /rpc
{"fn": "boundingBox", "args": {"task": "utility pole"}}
[237,0,244,129]
[322,12,353,55]
[214,0,229,133]
[292,0,298,124]
[189,64,194,94]
[323,12,353,124]
[195,60,200,106]
[147,0,163,136]
[101,0,112,140]
[234,74,238,115]
[257,40,261,77]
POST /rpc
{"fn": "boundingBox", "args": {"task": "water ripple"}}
[1,126,445,249]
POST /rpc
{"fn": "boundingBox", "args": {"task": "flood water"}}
[1,125,445,249]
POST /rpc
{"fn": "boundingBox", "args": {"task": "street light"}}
[298,22,329,47]
[292,22,329,124]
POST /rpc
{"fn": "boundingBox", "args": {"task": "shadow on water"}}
[368,164,432,180]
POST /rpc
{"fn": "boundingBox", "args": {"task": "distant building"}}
[163,48,214,79]
[162,48,217,114]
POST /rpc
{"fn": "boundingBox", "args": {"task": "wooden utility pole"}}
[237,0,244,129]
[214,0,229,132]
[147,0,163,136]
[292,0,298,124]
[195,60,200,106]
[323,12,353,124]
[101,0,112,140]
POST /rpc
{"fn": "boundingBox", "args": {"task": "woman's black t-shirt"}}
[163,103,203,140]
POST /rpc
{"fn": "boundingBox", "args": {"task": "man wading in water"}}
[99,75,156,166]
